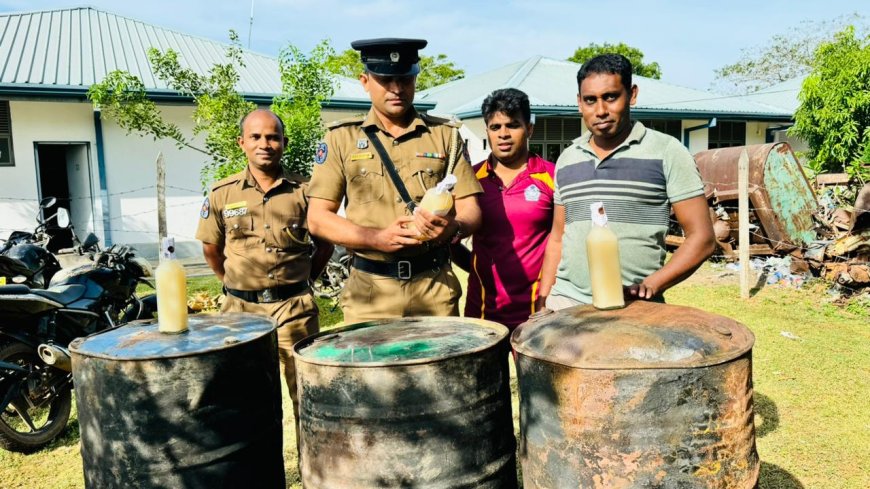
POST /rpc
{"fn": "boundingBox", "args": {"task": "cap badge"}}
[390,52,400,62]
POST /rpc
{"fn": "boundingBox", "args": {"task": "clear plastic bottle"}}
[412,174,457,241]
[156,237,189,334]
[586,202,625,310]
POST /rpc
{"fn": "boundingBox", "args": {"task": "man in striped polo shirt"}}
[537,54,715,310]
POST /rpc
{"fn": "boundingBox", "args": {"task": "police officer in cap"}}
[307,38,482,324]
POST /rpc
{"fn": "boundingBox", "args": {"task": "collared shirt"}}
[308,108,483,261]
[551,121,705,304]
[196,167,312,290]
[465,154,555,328]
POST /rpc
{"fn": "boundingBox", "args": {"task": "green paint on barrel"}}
[299,320,501,364]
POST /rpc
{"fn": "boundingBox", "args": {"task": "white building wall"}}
[745,122,768,146]
[1,100,97,240]
[683,119,710,155]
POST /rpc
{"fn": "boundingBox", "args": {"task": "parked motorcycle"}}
[0,197,93,289]
[0,243,154,452]
[312,245,351,300]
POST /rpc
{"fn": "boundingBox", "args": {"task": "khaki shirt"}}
[196,167,312,290]
[308,109,483,261]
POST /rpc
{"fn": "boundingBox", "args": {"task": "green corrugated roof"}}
[420,56,794,121]
[0,6,387,108]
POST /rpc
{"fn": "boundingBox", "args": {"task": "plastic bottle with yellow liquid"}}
[156,237,189,334]
[411,174,457,241]
[586,202,625,310]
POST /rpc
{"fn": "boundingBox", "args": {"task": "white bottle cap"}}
[590,202,608,227]
[435,174,457,194]
[160,236,176,261]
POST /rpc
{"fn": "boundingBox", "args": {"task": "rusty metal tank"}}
[294,317,517,489]
[512,301,758,489]
[694,142,818,250]
[69,313,284,489]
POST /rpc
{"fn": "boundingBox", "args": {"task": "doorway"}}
[34,143,95,250]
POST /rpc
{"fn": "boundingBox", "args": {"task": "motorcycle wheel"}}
[0,341,72,453]
[312,258,350,299]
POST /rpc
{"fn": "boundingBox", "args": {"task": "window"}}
[635,119,682,140]
[708,121,746,149]
[0,101,13,167]
[529,116,580,162]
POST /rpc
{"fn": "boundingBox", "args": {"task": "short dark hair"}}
[239,109,286,136]
[481,88,532,124]
[576,54,633,94]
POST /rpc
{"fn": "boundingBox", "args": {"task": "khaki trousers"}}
[340,264,461,324]
[222,292,318,444]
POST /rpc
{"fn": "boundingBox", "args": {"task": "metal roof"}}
[0,6,379,107]
[419,56,794,121]
[741,76,804,113]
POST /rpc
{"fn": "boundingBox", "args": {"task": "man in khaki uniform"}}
[196,109,332,431]
[307,38,482,324]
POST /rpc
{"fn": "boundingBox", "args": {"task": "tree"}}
[713,13,867,94]
[88,31,334,187]
[325,48,465,90]
[567,42,662,79]
[790,26,870,182]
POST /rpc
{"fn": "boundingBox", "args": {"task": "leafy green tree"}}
[790,26,870,182]
[567,42,662,79]
[713,13,867,94]
[272,40,335,176]
[325,48,465,90]
[88,31,334,187]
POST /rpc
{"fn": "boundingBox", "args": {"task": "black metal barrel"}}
[512,301,758,488]
[69,313,284,489]
[294,317,517,489]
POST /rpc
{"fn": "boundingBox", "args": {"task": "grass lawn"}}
[1,264,867,488]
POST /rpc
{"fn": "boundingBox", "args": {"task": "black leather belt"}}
[353,248,450,280]
[224,281,309,304]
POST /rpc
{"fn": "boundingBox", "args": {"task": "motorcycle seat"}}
[31,284,87,306]
[0,284,31,294]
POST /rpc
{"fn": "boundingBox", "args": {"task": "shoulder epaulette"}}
[209,172,244,192]
[327,115,366,130]
[421,112,461,128]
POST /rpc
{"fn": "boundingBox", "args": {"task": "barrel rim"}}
[69,312,277,361]
[510,302,755,370]
[293,316,510,367]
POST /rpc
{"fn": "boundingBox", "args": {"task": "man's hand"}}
[372,216,423,253]
[413,207,456,244]
[625,281,659,300]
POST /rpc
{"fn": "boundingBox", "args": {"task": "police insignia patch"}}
[357,138,368,149]
[315,142,328,164]
[200,197,210,219]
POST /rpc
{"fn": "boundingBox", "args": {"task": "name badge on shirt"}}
[524,185,541,202]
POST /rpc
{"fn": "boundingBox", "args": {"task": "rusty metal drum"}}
[512,301,758,489]
[69,313,284,489]
[294,317,517,489]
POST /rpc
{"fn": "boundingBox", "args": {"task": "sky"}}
[0,1,865,91]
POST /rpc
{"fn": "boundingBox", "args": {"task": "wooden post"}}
[156,152,167,246]
[738,149,751,299]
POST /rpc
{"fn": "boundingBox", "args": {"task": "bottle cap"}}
[435,174,457,194]
[590,202,608,227]
[160,236,176,261]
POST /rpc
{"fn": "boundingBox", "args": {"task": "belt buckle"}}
[397,260,412,280]
[258,288,274,303]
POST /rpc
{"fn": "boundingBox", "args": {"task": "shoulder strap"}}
[364,125,417,213]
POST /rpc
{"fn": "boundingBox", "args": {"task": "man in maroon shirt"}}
[452,88,556,329]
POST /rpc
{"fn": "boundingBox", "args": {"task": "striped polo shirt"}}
[551,121,704,304]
